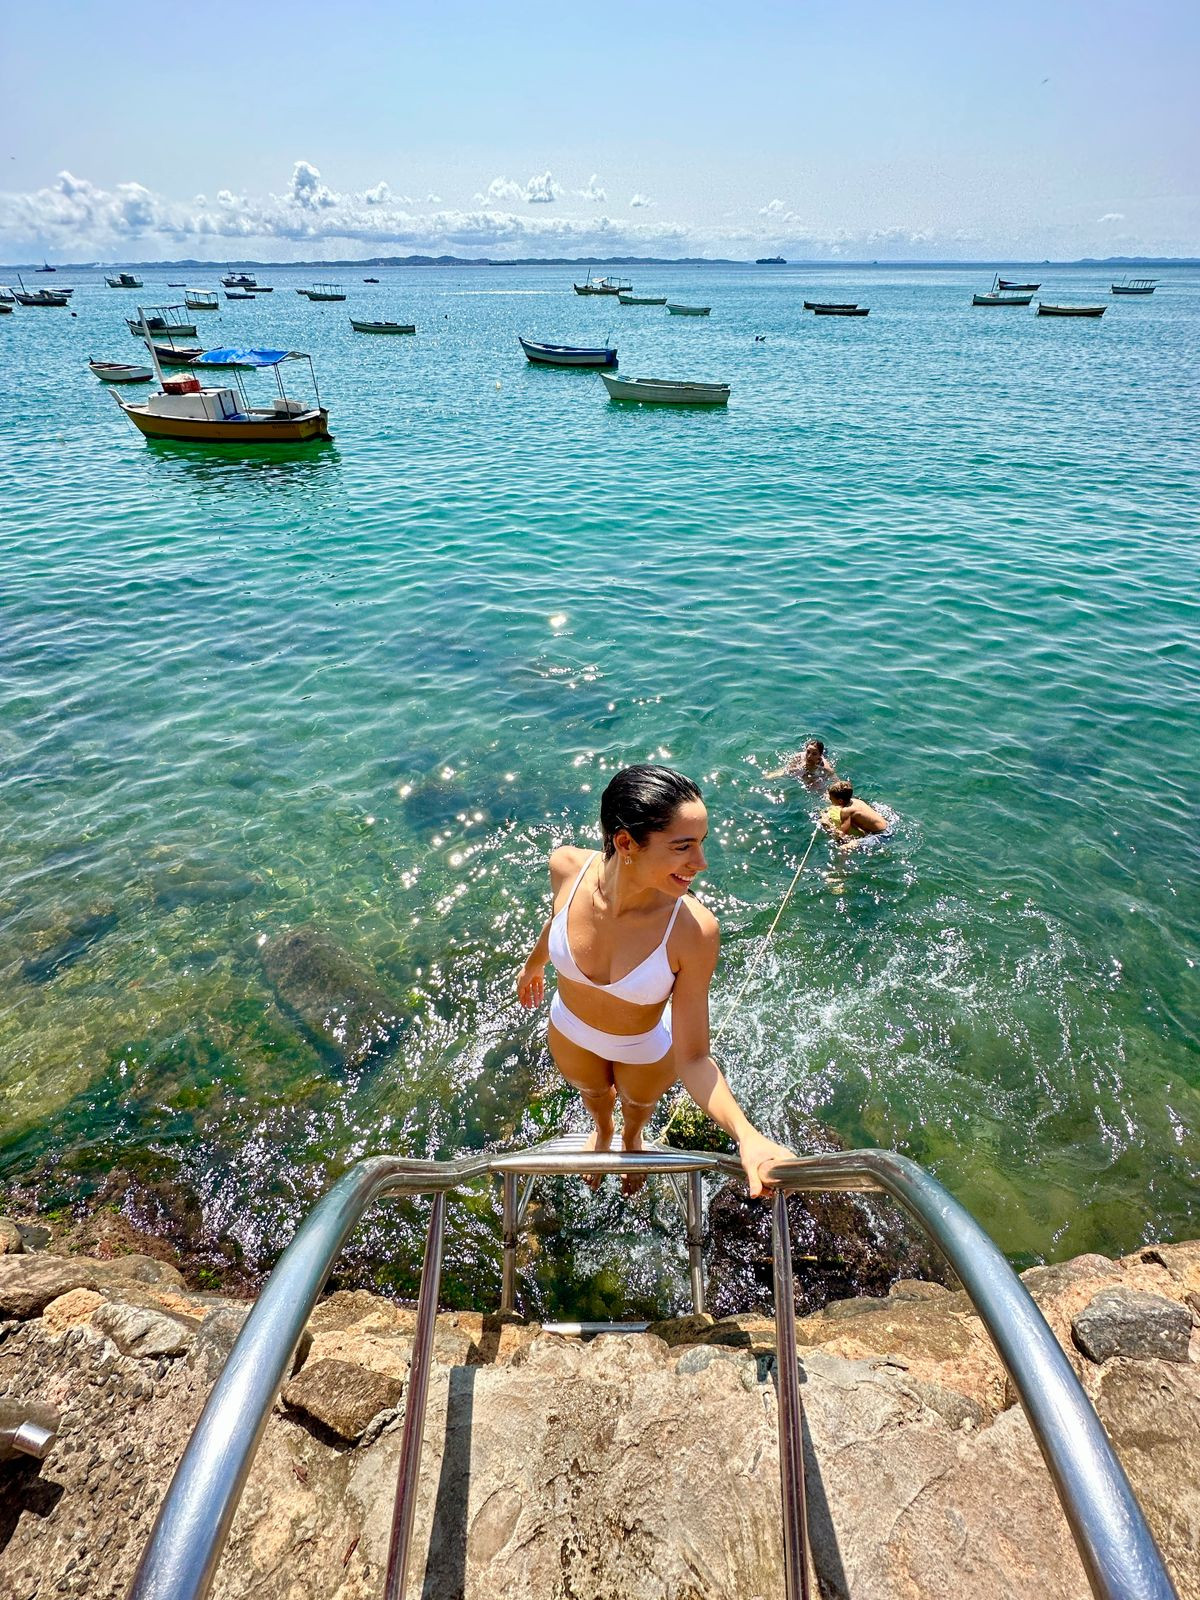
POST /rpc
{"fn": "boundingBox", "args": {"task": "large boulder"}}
[0,1252,184,1319]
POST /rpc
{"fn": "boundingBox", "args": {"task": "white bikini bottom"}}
[549,991,673,1066]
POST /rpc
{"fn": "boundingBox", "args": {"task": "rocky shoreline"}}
[1,1217,1196,1599]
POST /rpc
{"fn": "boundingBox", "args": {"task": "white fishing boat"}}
[519,336,617,368]
[573,273,630,296]
[184,289,219,311]
[600,373,729,405]
[88,359,153,383]
[106,272,143,288]
[127,305,198,338]
[665,303,711,316]
[350,318,416,334]
[221,272,258,289]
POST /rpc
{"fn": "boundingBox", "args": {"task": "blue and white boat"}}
[518,336,617,369]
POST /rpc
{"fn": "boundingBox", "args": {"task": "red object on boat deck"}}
[162,375,202,395]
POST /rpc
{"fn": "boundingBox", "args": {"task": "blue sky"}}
[2,0,1195,261]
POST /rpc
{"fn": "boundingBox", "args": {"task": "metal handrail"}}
[125,1140,1177,1600]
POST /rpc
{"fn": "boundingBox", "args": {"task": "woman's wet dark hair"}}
[599,765,702,859]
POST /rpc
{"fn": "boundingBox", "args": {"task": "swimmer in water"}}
[766,738,836,789]
[820,779,889,843]
[517,764,793,1196]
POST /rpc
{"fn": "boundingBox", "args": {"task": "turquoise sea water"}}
[1,263,1197,1312]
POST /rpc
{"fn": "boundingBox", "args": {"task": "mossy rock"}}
[661,1101,735,1154]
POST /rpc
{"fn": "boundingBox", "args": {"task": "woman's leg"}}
[548,1018,616,1189]
[612,1051,677,1193]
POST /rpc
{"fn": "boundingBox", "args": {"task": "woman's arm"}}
[516,846,585,1008]
[517,918,550,1007]
[671,907,794,1197]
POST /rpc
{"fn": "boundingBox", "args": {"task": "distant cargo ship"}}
[756,255,786,264]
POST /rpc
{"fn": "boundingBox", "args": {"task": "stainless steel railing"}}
[125,1139,1177,1600]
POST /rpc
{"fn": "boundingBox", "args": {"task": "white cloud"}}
[426,193,441,204]
[0,164,696,259]
[577,174,607,203]
[524,170,560,204]
[1097,212,1125,224]
[479,172,561,205]
[289,160,336,210]
[629,193,654,209]
[759,198,786,215]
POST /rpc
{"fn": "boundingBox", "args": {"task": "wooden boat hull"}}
[225,292,257,301]
[804,301,857,310]
[813,305,869,316]
[0,303,11,313]
[350,320,416,334]
[998,280,1039,291]
[973,293,1033,306]
[1111,286,1154,295]
[90,362,152,382]
[146,344,205,366]
[520,337,616,367]
[106,277,143,288]
[574,284,620,295]
[618,295,667,305]
[600,373,728,405]
[185,297,219,311]
[666,304,710,315]
[120,404,332,443]
[1037,305,1105,317]
[307,293,346,302]
[14,294,68,307]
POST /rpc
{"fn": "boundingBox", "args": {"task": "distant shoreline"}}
[4,255,1197,272]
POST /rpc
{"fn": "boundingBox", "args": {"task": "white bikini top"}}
[548,852,682,1006]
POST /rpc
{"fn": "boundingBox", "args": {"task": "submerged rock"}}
[20,903,118,984]
[260,925,409,1071]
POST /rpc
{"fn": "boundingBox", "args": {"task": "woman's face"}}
[628,800,709,895]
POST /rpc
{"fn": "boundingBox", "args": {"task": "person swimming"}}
[765,738,836,789]
[820,778,889,841]
[517,764,792,1196]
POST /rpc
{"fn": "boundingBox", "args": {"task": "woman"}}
[517,764,792,1196]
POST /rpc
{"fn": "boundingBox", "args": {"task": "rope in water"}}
[660,822,823,1139]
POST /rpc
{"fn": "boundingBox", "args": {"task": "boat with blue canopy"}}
[115,320,332,443]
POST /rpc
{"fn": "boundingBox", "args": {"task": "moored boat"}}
[0,287,14,303]
[36,261,56,272]
[803,301,857,310]
[128,306,198,338]
[1036,303,1106,318]
[106,273,143,288]
[1111,278,1157,295]
[144,342,206,366]
[812,305,869,316]
[363,277,380,283]
[221,272,258,289]
[184,289,219,311]
[618,293,667,305]
[89,359,153,383]
[115,324,332,443]
[305,283,346,301]
[973,291,1034,306]
[573,273,630,295]
[600,373,729,405]
[13,277,69,307]
[519,336,617,368]
[0,302,11,314]
[225,290,257,300]
[666,303,711,316]
[350,319,416,334]
[998,278,1040,291]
